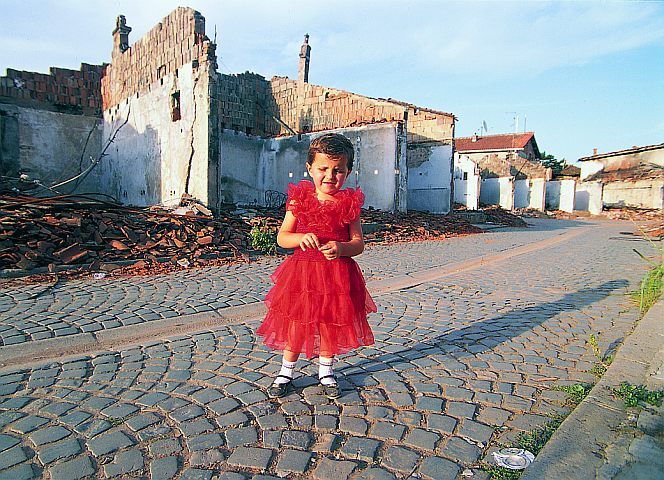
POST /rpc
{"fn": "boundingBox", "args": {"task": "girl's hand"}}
[320,241,342,260]
[299,233,320,251]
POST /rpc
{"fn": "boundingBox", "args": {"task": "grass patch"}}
[553,383,593,405]
[614,382,664,408]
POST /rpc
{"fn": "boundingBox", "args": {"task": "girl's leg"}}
[274,350,299,384]
[318,354,340,399]
[269,350,298,398]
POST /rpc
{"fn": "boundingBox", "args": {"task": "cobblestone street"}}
[0,218,654,479]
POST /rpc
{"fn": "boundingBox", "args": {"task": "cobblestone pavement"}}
[0,218,655,479]
[1,219,584,346]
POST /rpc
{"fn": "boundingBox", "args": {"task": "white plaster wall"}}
[579,160,604,181]
[2,103,103,194]
[481,176,517,210]
[602,180,664,209]
[453,154,480,210]
[545,181,561,210]
[575,182,603,214]
[559,179,576,212]
[514,179,530,209]
[100,63,210,207]
[530,178,546,211]
[219,123,399,211]
[408,143,453,214]
[499,177,514,210]
[480,178,500,206]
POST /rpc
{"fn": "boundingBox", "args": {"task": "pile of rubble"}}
[1,195,517,280]
[360,208,483,243]
[482,206,528,227]
[0,195,250,276]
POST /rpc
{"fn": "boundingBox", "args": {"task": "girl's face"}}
[307,152,350,197]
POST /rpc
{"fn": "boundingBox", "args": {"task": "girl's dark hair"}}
[307,133,355,170]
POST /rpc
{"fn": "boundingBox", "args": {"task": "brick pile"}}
[101,7,216,110]
[0,64,104,115]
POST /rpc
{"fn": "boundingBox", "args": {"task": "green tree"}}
[540,151,567,175]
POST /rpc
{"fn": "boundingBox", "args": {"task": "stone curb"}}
[0,302,265,372]
[0,225,593,371]
[522,297,664,479]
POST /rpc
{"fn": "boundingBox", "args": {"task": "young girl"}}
[256,133,376,399]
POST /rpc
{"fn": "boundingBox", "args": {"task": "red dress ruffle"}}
[256,180,376,358]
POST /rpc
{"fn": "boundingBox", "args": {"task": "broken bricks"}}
[0,195,249,272]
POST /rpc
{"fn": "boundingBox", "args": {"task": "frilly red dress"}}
[256,180,376,359]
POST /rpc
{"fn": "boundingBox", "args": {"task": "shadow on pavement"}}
[341,279,629,387]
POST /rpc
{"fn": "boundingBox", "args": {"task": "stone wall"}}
[101,7,216,110]
[0,64,104,115]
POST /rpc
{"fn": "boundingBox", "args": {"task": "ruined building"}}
[0,7,456,214]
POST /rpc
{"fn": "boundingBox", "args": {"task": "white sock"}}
[319,357,336,385]
[274,359,296,384]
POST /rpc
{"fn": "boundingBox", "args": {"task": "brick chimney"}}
[112,15,132,56]
[298,34,310,83]
[593,148,598,155]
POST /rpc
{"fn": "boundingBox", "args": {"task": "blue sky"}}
[1,0,663,163]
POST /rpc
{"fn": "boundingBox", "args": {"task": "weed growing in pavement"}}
[553,383,593,406]
[480,415,566,479]
[514,415,565,455]
[481,464,523,480]
[631,261,663,315]
[249,219,277,255]
[588,333,614,377]
[614,382,664,408]
[629,217,663,315]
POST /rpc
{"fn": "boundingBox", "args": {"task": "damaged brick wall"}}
[216,72,273,136]
[406,107,454,144]
[268,76,407,136]
[101,7,216,110]
[0,64,104,115]
[470,153,551,179]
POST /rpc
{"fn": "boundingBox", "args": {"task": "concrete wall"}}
[453,154,480,210]
[514,179,530,209]
[546,181,561,210]
[546,180,575,212]
[559,179,576,212]
[480,178,500,206]
[480,177,516,210]
[530,178,546,211]
[218,123,402,212]
[100,62,212,206]
[407,143,453,214]
[575,182,603,215]
[602,180,664,210]
[0,102,102,194]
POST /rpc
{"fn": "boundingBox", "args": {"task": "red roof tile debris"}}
[456,132,535,152]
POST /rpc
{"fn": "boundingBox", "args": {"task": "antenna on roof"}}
[482,120,488,134]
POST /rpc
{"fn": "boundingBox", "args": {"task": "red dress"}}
[257,180,376,359]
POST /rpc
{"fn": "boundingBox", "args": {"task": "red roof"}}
[456,132,535,152]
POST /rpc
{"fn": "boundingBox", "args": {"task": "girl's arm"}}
[319,218,364,260]
[276,210,320,250]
